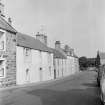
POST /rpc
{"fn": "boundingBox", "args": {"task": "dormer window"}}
[0,30,6,51]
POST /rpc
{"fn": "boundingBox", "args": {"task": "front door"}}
[39,67,43,81]
[25,68,30,83]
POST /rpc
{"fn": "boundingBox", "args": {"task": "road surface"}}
[0,71,102,105]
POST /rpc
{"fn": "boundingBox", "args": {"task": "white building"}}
[0,17,54,87]
[16,32,54,85]
[52,41,79,79]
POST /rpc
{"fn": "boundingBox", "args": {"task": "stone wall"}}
[0,31,16,87]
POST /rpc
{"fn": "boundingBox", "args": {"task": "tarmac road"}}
[0,70,102,105]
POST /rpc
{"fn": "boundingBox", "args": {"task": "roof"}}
[16,32,53,53]
[0,16,17,33]
[51,48,67,59]
[99,52,105,59]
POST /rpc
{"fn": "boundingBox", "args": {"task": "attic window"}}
[0,30,5,51]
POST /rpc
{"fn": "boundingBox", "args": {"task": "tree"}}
[79,56,87,71]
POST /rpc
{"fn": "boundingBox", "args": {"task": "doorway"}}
[39,67,43,81]
[25,68,30,83]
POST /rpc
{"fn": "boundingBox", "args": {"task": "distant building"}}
[99,52,105,65]
[52,41,67,78]
[52,41,79,79]
[64,45,79,75]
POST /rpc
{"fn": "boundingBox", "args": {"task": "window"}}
[0,30,5,51]
[24,48,31,63]
[0,59,5,78]
[24,48,31,56]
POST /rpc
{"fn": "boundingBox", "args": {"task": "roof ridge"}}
[0,16,17,33]
[16,32,52,53]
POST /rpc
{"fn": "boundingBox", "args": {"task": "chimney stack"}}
[55,41,61,50]
[64,45,70,55]
[36,32,47,46]
[70,48,74,56]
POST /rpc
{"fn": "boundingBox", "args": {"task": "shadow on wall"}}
[27,86,102,105]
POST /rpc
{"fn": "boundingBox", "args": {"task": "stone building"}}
[0,17,54,87]
[0,16,17,87]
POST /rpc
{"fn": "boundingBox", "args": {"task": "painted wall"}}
[16,46,54,85]
[54,56,79,79]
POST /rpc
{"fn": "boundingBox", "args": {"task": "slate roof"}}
[99,52,105,59]
[16,32,53,53]
[51,48,67,59]
[0,16,17,33]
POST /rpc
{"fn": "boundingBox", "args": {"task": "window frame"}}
[24,48,31,56]
[0,58,6,78]
[0,29,6,51]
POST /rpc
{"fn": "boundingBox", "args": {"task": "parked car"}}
[100,65,105,104]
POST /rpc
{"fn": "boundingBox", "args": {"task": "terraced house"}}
[0,1,79,87]
[0,17,55,87]
[52,41,79,79]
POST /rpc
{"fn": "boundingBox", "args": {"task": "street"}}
[0,70,102,105]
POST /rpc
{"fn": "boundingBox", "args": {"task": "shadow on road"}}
[82,83,98,88]
[27,86,102,105]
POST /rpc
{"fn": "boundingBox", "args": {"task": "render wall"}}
[54,56,79,79]
[16,46,54,85]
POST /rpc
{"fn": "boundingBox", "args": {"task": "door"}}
[54,69,56,79]
[39,67,43,81]
[25,68,30,83]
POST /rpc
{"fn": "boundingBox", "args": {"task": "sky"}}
[3,0,105,57]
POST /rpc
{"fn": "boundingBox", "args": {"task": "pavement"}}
[0,70,103,105]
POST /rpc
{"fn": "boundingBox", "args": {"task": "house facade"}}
[0,16,79,87]
[0,17,17,87]
[16,32,54,85]
[0,17,54,87]
[53,41,79,79]
[64,45,79,76]
[0,1,79,87]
